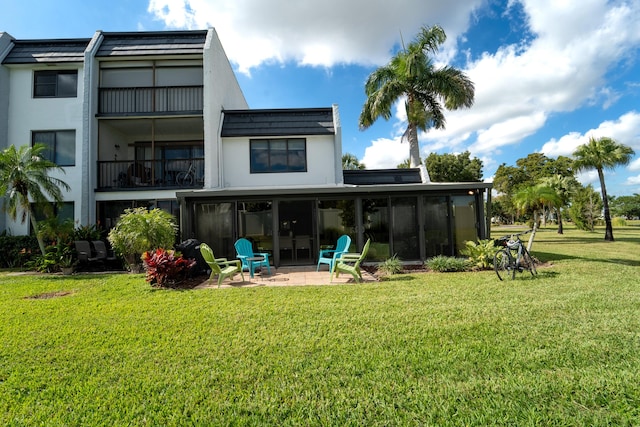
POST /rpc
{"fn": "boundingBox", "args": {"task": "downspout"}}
[218,110,225,188]
[83,31,104,226]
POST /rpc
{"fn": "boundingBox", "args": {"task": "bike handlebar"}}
[496,230,532,240]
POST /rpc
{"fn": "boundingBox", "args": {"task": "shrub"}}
[0,234,40,268]
[460,239,495,270]
[142,248,196,287]
[612,217,627,227]
[379,254,403,276]
[108,208,177,272]
[72,223,104,241]
[425,255,471,272]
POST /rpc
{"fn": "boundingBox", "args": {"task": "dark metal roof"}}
[177,181,492,200]
[343,168,423,185]
[2,39,90,64]
[221,108,335,137]
[96,31,208,57]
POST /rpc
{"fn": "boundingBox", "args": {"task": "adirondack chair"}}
[234,238,271,277]
[331,239,371,282]
[316,234,351,272]
[199,242,244,288]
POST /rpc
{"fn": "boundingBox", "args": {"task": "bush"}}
[0,234,40,268]
[460,239,495,270]
[612,217,627,227]
[108,208,177,272]
[425,255,471,272]
[379,254,403,276]
[142,248,196,287]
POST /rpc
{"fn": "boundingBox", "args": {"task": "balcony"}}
[98,86,204,116]
[97,158,204,190]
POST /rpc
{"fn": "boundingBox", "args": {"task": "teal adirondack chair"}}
[234,238,271,277]
[331,239,371,282]
[199,242,244,288]
[316,234,351,272]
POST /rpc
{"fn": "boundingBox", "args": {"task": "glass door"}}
[278,200,315,265]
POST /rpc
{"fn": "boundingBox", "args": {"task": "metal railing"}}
[98,85,204,115]
[97,158,205,190]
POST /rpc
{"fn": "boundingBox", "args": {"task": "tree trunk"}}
[556,208,564,234]
[598,168,614,241]
[29,209,46,256]
[407,125,422,168]
[527,210,539,252]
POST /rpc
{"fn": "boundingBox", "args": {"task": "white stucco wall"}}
[221,134,339,188]
[5,65,85,234]
[203,28,248,189]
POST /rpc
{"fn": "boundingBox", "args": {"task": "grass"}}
[1,224,639,425]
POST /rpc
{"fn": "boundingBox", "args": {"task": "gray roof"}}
[2,39,90,64]
[96,31,207,57]
[343,169,423,185]
[221,108,335,137]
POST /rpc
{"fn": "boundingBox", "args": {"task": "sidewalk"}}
[194,265,378,289]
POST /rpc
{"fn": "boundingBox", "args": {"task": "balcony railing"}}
[97,158,204,190]
[98,86,204,115]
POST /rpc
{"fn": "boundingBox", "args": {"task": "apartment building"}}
[0,29,491,266]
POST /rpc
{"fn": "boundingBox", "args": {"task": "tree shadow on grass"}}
[535,251,640,267]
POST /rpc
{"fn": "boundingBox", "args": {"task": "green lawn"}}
[1,225,639,426]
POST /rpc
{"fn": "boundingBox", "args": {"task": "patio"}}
[194,265,378,289]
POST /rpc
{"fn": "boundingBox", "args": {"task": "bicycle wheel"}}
[493,248,514,281]
[520,248,537,276]
[176,171,193,186]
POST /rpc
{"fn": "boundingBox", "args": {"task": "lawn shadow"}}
[535,251,640,267]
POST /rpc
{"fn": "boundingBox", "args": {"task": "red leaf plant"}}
[141,248,196,287]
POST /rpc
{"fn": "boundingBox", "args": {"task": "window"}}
[34,70,78,98]
[250,139,307,173]
[30,202,75,233]
[32,130,76,166]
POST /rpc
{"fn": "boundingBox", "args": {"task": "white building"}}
[0,29,491,266]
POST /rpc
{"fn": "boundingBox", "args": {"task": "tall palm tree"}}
[359,25,474,168]
[573,136,635,241]
[0,144,70,255]
[513,184,561,251]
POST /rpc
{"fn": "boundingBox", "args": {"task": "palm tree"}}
[0,144,71,255]
[540,175,576,234]
[342,153,366,170]
[513,184,561,251]
[573,136,635,241]
[359,25,474,168]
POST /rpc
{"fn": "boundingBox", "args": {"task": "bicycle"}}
[493,230,537,280]
[175,163,195,186]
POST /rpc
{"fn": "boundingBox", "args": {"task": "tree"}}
[397,159,411,169]
[573,136,635,241]
[107,207,178,272]
[539,174,577,234]
[342,153,366,170]
[0,144,70,255]
[359,25,474,168]
[610,194,640,219]
[425,151,483,182]
[513,184,561,251]
[568,185,602,231]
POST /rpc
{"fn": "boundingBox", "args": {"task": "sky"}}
[2,0,640,196]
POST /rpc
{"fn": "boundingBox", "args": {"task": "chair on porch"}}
[331,239,371,283]
[199,242,244,288]
[234,238,271,277]
[316,234,351,272]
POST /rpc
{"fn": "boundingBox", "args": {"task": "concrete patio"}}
[194,265,378,289]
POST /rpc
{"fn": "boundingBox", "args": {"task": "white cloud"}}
[541,111,640,157]
[629,158,640,172]
[626,174,640,185]
[147,0,485,73]
[361,137,409,169]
